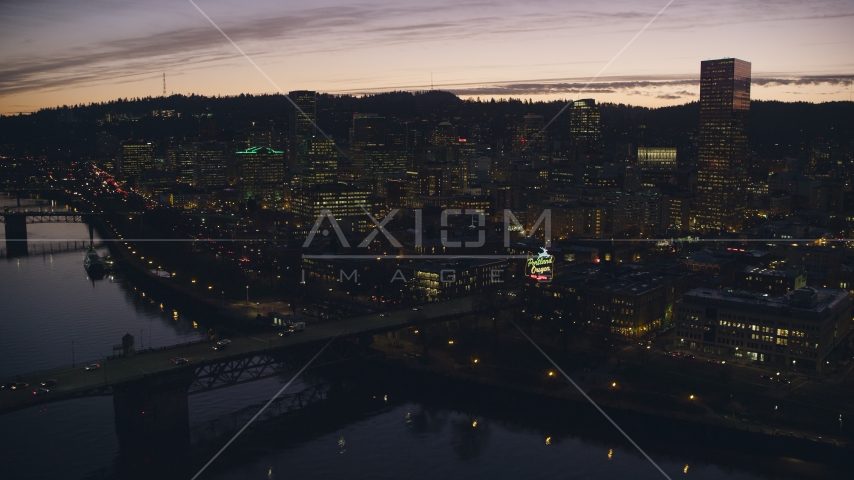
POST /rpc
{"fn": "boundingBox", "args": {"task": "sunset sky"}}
[1,0,852,114]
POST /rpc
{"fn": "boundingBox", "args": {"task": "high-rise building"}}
[693,58,751,232]
[350,113,407,194]
[432,122,457,147]
[289,90,316,177]
[637,147,677,170]
[237,146,285,205]
[175,143,198,185]
[291,183,373,232]
[299,138,338,189]
[637,147,678,189]
[350,113,387,175]
[198,113,217,141]
[512,114,546,154]
[193,143,230,189]
[119,141,153,179]
[568,99,601,162]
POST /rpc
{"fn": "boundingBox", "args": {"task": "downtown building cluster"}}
[52,58,854,372]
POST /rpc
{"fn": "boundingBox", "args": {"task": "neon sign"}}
[525,247,554,282]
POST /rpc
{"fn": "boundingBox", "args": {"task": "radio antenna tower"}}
[163,72,166,97]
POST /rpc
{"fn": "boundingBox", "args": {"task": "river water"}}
[0,195,836,479]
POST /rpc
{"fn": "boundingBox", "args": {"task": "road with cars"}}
[0,296,476,414]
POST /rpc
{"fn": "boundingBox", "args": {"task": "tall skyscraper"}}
[512,114,546,154]
[350,113,387,175]
[299,138,338,189]
[193,142,230,189]
[350,113,407,194]
[637,146,677,189]
[237,146,285,205]
[119,141,153,180]
[288,90,316,178]
[175,143,198,184]
[693,58,751,232]
[568,99,601,162]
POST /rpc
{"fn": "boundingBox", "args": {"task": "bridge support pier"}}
[82,214,95,245]
[113,369,193,443]
[4,214,27,257]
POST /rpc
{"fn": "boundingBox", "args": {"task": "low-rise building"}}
[736,265,806,295]
[675,287,851,372]
[401,259,508,302]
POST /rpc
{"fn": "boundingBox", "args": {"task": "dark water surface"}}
[0,195,838,479]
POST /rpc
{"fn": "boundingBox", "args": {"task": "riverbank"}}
[91,214,271,334]
[367,334,852,461]
[363,352,852,474]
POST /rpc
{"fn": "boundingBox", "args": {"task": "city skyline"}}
[1,0,853,115]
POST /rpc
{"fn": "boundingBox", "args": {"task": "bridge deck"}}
[0,297,475,414]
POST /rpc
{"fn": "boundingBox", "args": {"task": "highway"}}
[0,296,475,414]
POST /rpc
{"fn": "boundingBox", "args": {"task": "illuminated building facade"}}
[637,147,677,170]
[402,260,509,301]
[119,141,153,179]
[568,99,601,162]
[694,58,751,232]
[291,184,372,230]
[237,146,285,205]
[350,114,407,193]
[512,114,545,154]
[193,142,229,189]
[676,287,850,372]
[299,138,338,189]
[289,90,317,177]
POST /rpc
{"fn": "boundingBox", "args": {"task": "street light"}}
[246,285,249,303]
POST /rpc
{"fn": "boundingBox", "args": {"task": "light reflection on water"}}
[0,195,834,480]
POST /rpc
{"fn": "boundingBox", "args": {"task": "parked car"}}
[85,364,101,371]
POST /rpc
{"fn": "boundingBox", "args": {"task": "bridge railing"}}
[2,337,214,383]
[3,298,495,384]
[108,337,215,360]
[1,356,107,384]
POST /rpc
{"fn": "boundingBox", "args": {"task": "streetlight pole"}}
[72,341,75,367]
[102,355,107,386]
[246,285,249,303]
[222,290,225,308]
